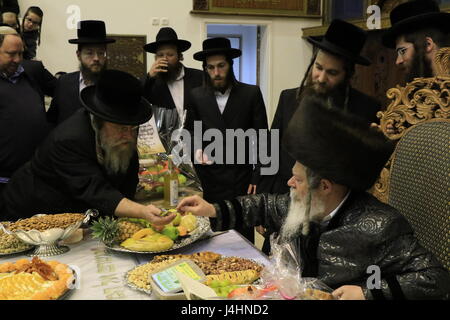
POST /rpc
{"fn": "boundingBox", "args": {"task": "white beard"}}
[280,188,326,240]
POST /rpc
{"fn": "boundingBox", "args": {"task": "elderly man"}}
[258,20,381,253]
[382,0,450,82]
[0,26,55,196]
[48,20,115,125]
[177,94,450,300]
[1,69,175,228]
[143,27,202,123]
[185,37,268,241]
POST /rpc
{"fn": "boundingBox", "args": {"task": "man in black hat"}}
[47,20,115,125]
[383,0,450,82]
[1,69,176,227]
[0,26,56,197]
[143,27,202,122]
[177,94,450,300]
[0,0,20,31]
[186,37,268,242]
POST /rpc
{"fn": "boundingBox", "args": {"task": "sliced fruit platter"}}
[0,257,75,300]
[125,251,264,297]
[91,210,210,254]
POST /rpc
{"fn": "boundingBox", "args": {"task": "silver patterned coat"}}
[211,191,450,300]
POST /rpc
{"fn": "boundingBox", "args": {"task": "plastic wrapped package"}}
[136,107,202,200]
[226,234,335,300]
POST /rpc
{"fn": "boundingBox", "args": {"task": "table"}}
[0,230,270,300]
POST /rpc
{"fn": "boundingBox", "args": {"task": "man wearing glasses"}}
[48,20,115,125]
[1,69,176,228]
[382,0,450,82]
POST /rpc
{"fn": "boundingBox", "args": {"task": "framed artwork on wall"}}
[106,35,147,80]
[192,0,322,18]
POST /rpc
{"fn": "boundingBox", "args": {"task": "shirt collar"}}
[321,191,351,225]
[1,64,24,83]
[214,86,231,97]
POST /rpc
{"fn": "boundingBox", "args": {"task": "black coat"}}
[186,82,268,203]
[47,71,82,125]
[143,66,203,110]
[0,63,54,179]
[259,87,381,194]
[211,191,450,300]
[1,109,139,221]
[21,59,56,98]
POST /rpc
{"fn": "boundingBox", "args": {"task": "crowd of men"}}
[0,0,449,299]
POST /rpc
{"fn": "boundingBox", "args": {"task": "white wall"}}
[19,0,320,124]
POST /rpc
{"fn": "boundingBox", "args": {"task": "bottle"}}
[164,155,179,208]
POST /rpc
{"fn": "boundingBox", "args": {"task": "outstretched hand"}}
[177,195,216,218]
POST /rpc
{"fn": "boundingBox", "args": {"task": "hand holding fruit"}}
[142,204,176,227]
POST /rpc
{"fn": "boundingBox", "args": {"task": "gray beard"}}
[100,134,136,176]
[280,188,326,240]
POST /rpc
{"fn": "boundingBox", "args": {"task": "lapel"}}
[183,69,193,108]
[155,78,175,108]
[198,89,226,131]
[221,82,242,126]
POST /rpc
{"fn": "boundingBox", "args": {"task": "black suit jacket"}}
[259,86,381,194]
[1,109,139,221]
[186,82,268,203]
[21,59,56,99]
[143,66,203,109]
[47,71,82,125]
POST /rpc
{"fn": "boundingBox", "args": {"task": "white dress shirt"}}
[320,191,351,229]
[167,66,185,120]
[215,87,232,114]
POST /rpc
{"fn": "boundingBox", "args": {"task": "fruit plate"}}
[124,255,264,298]
[104,216,211,254]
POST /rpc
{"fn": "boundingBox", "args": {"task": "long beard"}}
[280,188,326,240]
[80,61,107,84]
[100,133,137,175]
[301,75,348,109]
[158,62,183,82]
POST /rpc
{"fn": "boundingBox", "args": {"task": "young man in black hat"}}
[1,69,176,228]
[143,27,202,122]
[185,37,268,242]
[383,0,450,82]
[0,26,55,198]
[0,0,20,31]
[178,94,450,300]
[47,20,115,125]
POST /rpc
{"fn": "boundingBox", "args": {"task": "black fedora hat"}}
[144,27,191,53]
[193,37,242,61]
[68,20,116,44]
[307,19,370,66]
[80,70,152,126]
[382,0,450,49]
[283,95,394,191]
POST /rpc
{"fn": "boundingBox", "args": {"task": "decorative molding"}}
[372,52,450,203]
[191,0,322,18]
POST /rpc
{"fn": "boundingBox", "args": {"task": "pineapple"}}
[117,219,144,242]
[91,216,120,245]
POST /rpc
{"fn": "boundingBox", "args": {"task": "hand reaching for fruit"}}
[143,204,176,227]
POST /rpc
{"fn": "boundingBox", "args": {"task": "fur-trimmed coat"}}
[210,191,450,300]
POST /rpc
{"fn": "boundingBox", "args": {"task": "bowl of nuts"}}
[0,209,98,257]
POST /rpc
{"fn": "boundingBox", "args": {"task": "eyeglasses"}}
[25,17,41,26]
[396,44,413,57]
[115,125,139,134]
[81,50,107,58]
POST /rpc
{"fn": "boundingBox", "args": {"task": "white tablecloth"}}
[0,230,270,300]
